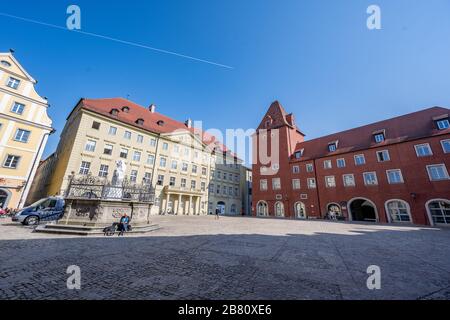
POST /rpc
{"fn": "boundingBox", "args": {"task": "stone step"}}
[34,224,161,236]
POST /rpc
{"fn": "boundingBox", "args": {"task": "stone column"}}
[195,197,200,215]
[165,193,170,213]
[177,194,182,215]
[189,195,193,215]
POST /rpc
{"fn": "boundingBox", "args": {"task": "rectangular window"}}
[108,126,117,135]
[192,181,197,190]
[137,135,143,143]
[292,179,301,190]
[306,164,314,173]
[377,150,390,162]
[143,172,152,185]
[14,129,31,143]
[374,133,385,143]
[293,166,300,173]
[159,157,167,168]
[192,165,198,174]
[6,77,20,89]
[387,169,404,184]
[103,144,113,155]
[173,145,179,153]
[260,179,268,191]
[92,121,100,130]
[437,119,450,130]
[415,143,433,157]
[223,186,227,194]
[202,167,207,176]
[120,148,128,159]
[307,178,316,189]
[209,183,214,192]
[228,186,233,195]
[169,177,176,186]
[147,154,155,165]
[11,102,25,115]
[3,155,20,169]
[124,131,131,140]
[181,179,187,188]
[343,174,355,187]
[84,140,96,152]
[133,151,141,162]
[328,143,337,152]
[363,172,378,186]
[354,154,366,166]
[150,138,157,147]
[325,176,336,188]
[79,161,91,175]
[157,175,164,186]
[130,170,138,182]
[98,165,109,178]
[441,140,450,154]
[171,160,178,170]
[272,178,281,190]
[201,182,206,191]
[182,162,188,172]
[337,158,346,168]
[427,164,450,181]
[162,142,169,151]
[323,160,332,169]
[216,185,221,194]
[294,150,304,159]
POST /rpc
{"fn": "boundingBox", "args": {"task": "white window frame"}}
[426,164,450,181]
[415,143,433,157]
[108,126,117,135]
[147,154,155,165]
[354,154,366,166]
[440,139,450,154]
[306,163,314,173]
[6,77,20,89]
[159,157,167,168]
[84,140,96,152]
[103,144,113,155]
[260,179,268,191]
[79,161,91,175]
[3,155,21,169]
[363,172,378,186]
[11,102,25,115]
[437,119,450,130]
[292,179,301,190]
[98,164,109,178]
[323,160,332,169]
[307,178,316,189]
[123,131,132,140]
[386,169,404,184]
[133,151,141,162]
[337,158,346,168]
[14,129,31,143]
[343,174,355,187]
[272,178,281,190]
[292,166,300,174]
[325,176,336,188]
[376,150,390,162]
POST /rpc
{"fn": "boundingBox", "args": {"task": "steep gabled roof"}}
[257,100,305,135]
[292,106,450,160]
[0,52,37,83]
[76,97,238,158]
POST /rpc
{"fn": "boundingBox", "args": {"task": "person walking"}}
[215,208,220,220]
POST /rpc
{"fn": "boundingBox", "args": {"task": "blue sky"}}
[2,0,450,162]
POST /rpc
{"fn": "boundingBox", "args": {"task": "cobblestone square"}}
[1,216,449,300]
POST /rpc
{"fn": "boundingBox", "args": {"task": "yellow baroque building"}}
[28,98,245,216]
[0,52,53,209]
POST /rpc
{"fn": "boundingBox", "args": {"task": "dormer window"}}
[327,141,338,152]
[294,149,304,159]
[374,132,385,143]
[136,118,144,125]
[121,106,130,113]
[157,120,164,126]
[436,118,450,130]
[110,108,119,116]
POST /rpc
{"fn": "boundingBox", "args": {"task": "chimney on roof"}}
[149,104,156,113]
[185,118,192,128]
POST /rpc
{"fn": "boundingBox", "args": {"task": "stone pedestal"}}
[59,198,153,227]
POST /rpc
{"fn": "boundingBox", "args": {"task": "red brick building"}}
[252,101,450,226]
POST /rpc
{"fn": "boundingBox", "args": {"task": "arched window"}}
[257,201,268,216]
[385,200,411,223]
[294,202,307,219]
[121,106,130,113]
[0,189,11,209]
[136,118,144,125]
[110,108,119,116]
[231,204,237,214]
[427,200,450,225]
[327,203,342,219]
[275,202,284,217]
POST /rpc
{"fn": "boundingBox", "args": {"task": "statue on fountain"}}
[106,160,127,199]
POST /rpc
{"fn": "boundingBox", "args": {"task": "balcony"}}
[163,186,204,196]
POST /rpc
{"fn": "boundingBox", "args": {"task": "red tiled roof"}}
[77,98,237,158]
[293,106,450,160]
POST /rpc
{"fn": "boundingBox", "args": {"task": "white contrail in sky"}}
[0,12,234,69]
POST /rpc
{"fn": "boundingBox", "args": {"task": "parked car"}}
[12,197,65,226]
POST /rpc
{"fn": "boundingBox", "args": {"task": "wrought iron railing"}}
[65,174,155,203]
